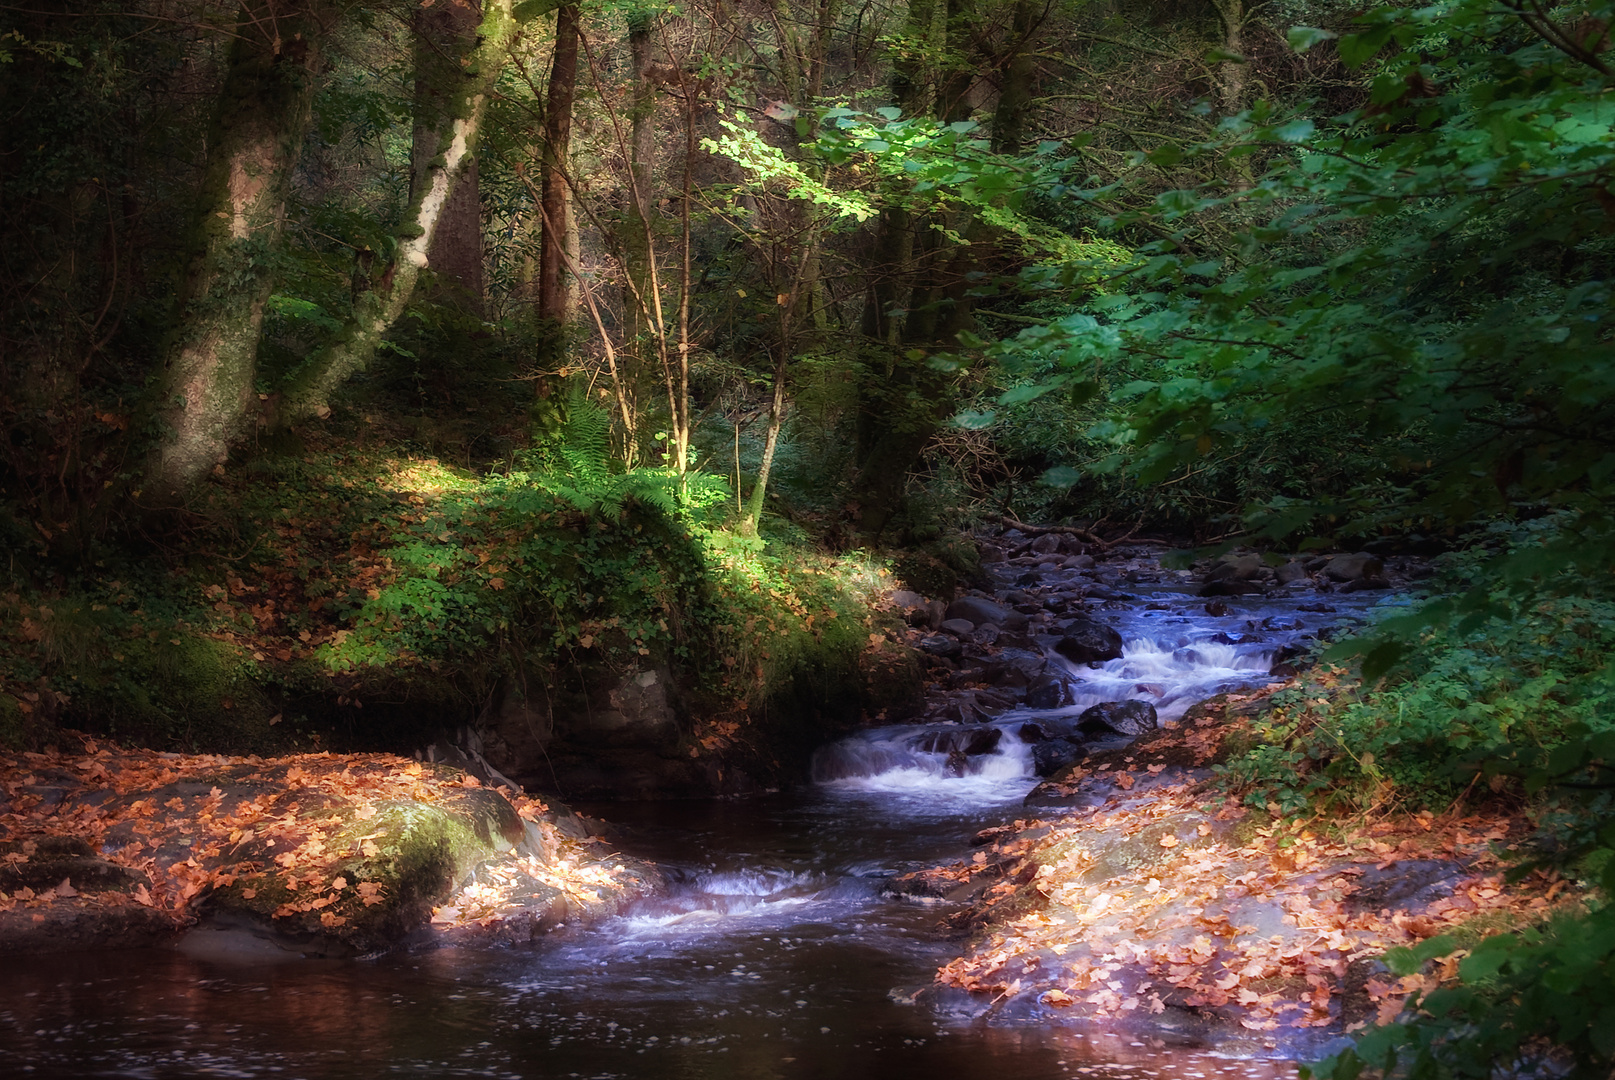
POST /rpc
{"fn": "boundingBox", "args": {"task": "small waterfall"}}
[815,629,1299,793]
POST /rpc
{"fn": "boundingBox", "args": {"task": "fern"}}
[519,383,732,518]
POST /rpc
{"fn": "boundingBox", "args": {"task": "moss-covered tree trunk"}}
[274,0,515,426]
[413,0,487,316]
[143,0,336,506]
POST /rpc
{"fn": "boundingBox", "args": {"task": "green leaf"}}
[1287,25,1337,52]
[1338,25,1393,68]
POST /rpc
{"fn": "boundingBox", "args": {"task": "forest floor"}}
[910,685,1580,1051]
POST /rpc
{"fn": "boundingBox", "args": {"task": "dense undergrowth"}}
[0,439,915,765]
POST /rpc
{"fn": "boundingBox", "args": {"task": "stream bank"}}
[862,529,1570,1058]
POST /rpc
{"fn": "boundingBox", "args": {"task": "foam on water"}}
[812,578,1395,793]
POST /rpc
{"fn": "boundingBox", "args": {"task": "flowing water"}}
[0,572,1399,1079]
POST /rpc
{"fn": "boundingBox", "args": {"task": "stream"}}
[0,557,1400,1079]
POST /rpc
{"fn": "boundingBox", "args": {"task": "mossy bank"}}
[0,448,951,799]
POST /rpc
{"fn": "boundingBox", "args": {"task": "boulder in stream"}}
[1024,674,1073,710]
[1323,552,1383,582]
[1031,738,1086,777]
[1076,700,1159,736]
[946,596,1012,627]
[1053,617,1125,663]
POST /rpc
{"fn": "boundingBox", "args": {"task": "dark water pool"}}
[0,788,1301,1079]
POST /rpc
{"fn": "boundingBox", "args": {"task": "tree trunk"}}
[143,0,335,506]
[742,351,788,534]
[274,0,516,426]
[413,0,486,316]
[617,8,659,352]
[535,0,579,368]
[992,0,1040,154]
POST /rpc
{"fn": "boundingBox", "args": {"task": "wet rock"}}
[1275,561,1310,584]
[0,838,152,915]
[1030,534,1062,554]
[1018,723,1048,742]
[970,624,1001,647]
[971,688,1015,714]
[1210,631,1261,645]
[1065,553,1096,570]
[964,728,1003,756]
[889,589,928,611]
[983,649,1047,688]
[918,633,963,659]
[1324,552,1383,582]
[940,618,976,636]
[1053,617,1124,663]
[1076,700,1159,737]
[1032,738,1087,777]
[1024,674,1073,710]
[946,596,1012,627]
[1340,576,1391,592]
[1345,859,1467,915]
[1204,600,1230,617]
[1261,616,1303,632]
[1208,553,1263,581]
[948,666,988,688]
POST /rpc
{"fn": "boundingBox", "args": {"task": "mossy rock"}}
[202,771,525,954]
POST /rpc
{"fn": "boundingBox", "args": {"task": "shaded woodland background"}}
[5,1,1615,1073]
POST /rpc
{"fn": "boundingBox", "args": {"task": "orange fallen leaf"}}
[1159,833,1178,849]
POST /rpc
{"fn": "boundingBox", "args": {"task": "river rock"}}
[982,649,1046,688]
[917,633,962,659]
[1030,533,1062,554]
[889,589,927,612]
[940,618,975,637]
[1053,617,1124,663]
[1324,552,1383,582]
[1345,859,1466,914]
[1076,700,1158,736]
[946,596,1012,627]
[1024,674,1073,710]
[1275,560,1309,584]
[1032,738,1087,777]
[1208,553,1264,581]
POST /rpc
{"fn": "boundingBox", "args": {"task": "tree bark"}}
[413,0,487,316]
[144,0,335,506]
[535,2,578,340]
[274,0,516,426]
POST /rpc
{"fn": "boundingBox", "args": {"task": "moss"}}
[209,782,522,953]
[0,694,24,750]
